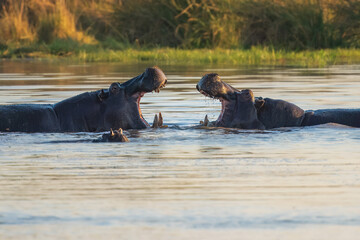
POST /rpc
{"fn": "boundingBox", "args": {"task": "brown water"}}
[1,61,360,240]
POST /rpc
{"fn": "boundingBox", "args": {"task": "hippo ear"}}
[109,82,121,95]
[97,89,108,102]
[255,97,265,110]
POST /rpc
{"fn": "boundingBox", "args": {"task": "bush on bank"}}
[0,0,359,50]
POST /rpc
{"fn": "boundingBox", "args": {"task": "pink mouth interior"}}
[135,91,150,127]
[217,98,226,123]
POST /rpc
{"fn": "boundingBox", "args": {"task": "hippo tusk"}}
[204,115,209,126]
[152,114,159,128]
[158,112,163,127]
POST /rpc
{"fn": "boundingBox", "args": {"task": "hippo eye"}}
[241,90,249,96]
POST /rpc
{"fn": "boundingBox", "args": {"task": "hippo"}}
[196,73,360,129]
[95,113,165,143]
[96,128,130,142]
[0,67,167,132]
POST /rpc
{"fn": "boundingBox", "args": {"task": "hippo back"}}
[257,98,305,129]
[53,91,102,132]
[302,109,360,127]
[0,104,59,132]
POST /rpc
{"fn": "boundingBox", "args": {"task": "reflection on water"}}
[1,61,360,239]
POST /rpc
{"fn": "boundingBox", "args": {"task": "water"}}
[1,61,360,239]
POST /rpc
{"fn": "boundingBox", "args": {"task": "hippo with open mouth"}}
[0,67,167,132]
[197,73,360,129]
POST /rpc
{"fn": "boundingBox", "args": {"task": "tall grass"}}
[0,0,36,43]
[329,0,360,47]
[238,0,360,49]
[112,0,360,49]
[0,0,359,50]
[0,0,96,45]
[237,0,332,49]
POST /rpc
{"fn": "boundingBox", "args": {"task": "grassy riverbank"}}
[1,42,360,67]
[0,0,359,67]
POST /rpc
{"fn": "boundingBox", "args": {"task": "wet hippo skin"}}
[197,73,360,129]
[0,67,167,132]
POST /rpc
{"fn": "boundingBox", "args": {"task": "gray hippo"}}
[95,112,166,142]
[196,73,360,129]
[95,128,130,142]
[0,67,167,132]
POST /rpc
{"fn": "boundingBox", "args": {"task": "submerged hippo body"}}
[0,67,167,132]
[255,97,360,129]
[95,128,130,142]
[302,109,360,128]
[255,98,305,129]
[0,104,59,132]
[197,73,360,129]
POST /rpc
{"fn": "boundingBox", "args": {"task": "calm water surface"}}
[1,61,360,239]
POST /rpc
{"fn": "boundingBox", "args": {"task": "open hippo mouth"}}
[124,66,167,127]
[196,73,238,126]
[133,79,167,126]
[196,73,263,129]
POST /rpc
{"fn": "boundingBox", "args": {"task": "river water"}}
[0,61,360,239]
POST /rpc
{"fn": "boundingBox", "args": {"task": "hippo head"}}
[100,128,129,142]
[98,67,167,130]
[196,73,265,130]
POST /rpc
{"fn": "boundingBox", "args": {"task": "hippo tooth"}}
[152,114,159,128]
[159,112,163,126]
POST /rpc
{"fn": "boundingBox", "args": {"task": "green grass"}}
[73,48,360,67]
[1,41,360,67]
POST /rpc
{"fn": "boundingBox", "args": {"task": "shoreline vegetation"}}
[1,43,360,67]
[0,0,359,67]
